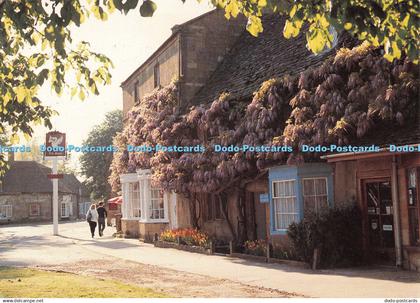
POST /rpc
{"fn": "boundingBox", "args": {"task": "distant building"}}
[0,158,90,223]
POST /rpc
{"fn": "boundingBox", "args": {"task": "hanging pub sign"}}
[45,131,66,158]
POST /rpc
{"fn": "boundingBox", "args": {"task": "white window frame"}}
[61,195,73,218]
[272,179,299,231]
[61,202,70,218]
[121,173,138,219]
[137,169,168,223]
[149,187,165,220]
[0,205,12,219]
[29,203,41,217]
[302,177,328,213]
[120,170,168,223]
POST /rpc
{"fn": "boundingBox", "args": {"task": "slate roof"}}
[190,13,419,147]
[62,174,90,198]
[359,114,420,147]
[1,161,87,195]
[192,14,352,105]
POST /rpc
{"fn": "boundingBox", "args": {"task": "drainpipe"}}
[391,155,403,267]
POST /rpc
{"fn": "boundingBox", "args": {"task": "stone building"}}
[121,9,245,120]
[119,9,245,240]
[118,9,420,271]
[0,158,90,223]
[119,11,341,241]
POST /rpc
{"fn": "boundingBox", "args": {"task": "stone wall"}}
[199,191,240,241]
[180,10,245,105]
[122,36,180,120]
[332,161,358,207]
[0,192,79,224]
[139,222,168,242]
[122,9,246,121]
[175,194,191,228]
[121,218,139,238]
[0,193,52,223]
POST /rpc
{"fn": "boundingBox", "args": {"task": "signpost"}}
[44,131,66,236]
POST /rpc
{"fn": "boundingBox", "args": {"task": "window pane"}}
[304,196,315,213]
[150,186,164,220]
[273,182,279,198]
[316,196,328,210]
[272,180,298,230]
[280,181,290,197]
[303,179,314,195]
[409,208,419,244]
[286,180,295,196]
[315,178,327,195]
[276,212,281,230]
[303,178,328,214]
[409,168,417,188]
[379,182,392,215]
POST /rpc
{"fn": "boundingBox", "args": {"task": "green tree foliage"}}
[0,0,418,173]
[80,109,123,201]
[216,0,419,62]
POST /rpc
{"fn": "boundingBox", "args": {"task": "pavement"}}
[0,221,419,298]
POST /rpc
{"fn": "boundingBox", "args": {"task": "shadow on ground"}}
[225,256,420,284]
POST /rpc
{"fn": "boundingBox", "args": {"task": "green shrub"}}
[244,239,267,256]
[271,245,298,261]
[287,204,364,268]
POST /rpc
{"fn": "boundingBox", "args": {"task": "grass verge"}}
[0,267,167,298]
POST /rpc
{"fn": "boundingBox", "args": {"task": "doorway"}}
[363,179,395,263]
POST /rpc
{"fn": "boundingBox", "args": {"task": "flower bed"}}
[156,228,213,255]
[154,240,213,255]
[244,239,267,257]
[160,228,209,247]
[231,239,309,268]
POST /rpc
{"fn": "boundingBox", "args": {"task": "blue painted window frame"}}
[269,163,334,235]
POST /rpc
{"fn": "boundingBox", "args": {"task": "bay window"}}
[129,181,141,218]
[269,163,333,234]
[150,187,165,220]
[121,169,168,223]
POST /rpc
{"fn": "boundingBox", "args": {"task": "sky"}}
[29,0,213,171]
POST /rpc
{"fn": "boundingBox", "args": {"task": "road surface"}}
[0,221,419,298]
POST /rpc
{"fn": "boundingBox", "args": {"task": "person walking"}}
[96,201,108,237]
[86,204,99,238]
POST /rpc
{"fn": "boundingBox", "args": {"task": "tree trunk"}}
[236,187,248,244]
[247,191,257,241]
[189,193,200,229]
[218,192,237,241]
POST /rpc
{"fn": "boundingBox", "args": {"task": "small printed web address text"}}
[1,144,420,153]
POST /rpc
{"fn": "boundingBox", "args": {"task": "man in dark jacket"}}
[96,202,108,237]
